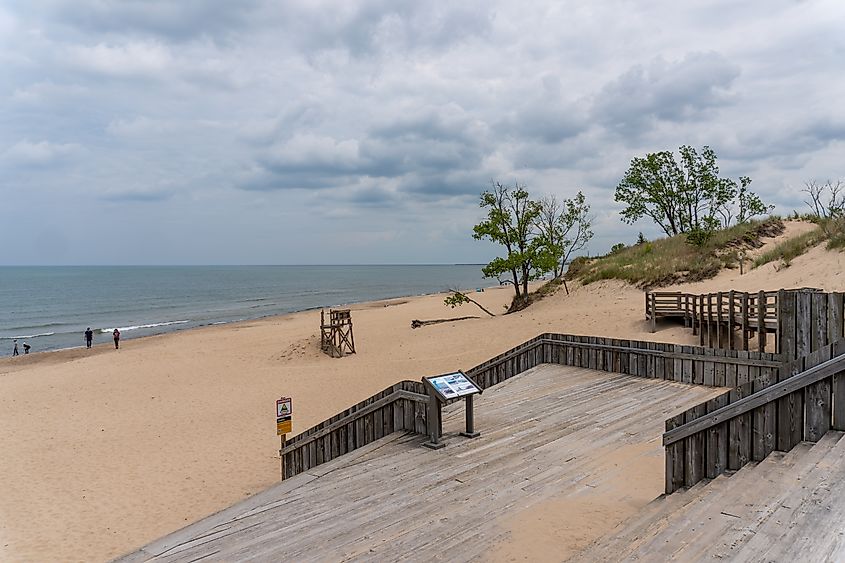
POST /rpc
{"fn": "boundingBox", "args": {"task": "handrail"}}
[281,389,428,455]
[540,338,781,367]
[663,353,845,446]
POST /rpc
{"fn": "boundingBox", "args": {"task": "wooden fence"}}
[663,339,845,494]
[647,289,844,358]
[778,290,845,360]
[280,380,428,479]
[280,333,780,478]
[469,333,780,389]
[280,333,781,480]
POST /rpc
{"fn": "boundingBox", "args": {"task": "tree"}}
[534,191,594,280]
[443,289,495,317]
[473,181,554,298]
[803,180,845,219]
[615,145,770,242]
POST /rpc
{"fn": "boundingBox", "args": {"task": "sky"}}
[1,0,843,265]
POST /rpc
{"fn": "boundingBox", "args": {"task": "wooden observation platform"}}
[320,309,355,358]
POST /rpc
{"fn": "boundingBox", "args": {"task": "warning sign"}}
[277,397,292,418]
[276,397,293,435]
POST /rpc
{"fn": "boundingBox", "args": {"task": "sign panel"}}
[277,416,292,435]
[425,371,481,401]
[276,397,293,435]
[277,397,292,418]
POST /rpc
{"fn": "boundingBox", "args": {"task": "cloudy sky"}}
[1,1,843,265]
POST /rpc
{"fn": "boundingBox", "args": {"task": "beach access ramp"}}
[118,364,721,562]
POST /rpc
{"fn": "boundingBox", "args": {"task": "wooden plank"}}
[728,290,736,350]
[692,347,703,385]
[725,352,738,389]
[665,411,686,493]
[703,348,715,386]
[728,385,752,469]
[830,292,845,343]
[832,340,845,431]
[707,293,714,347]
[796,291,813,357]
[683,403,706,488]
[812,292,828,353]
[752,367,776,461]
[779,289,795,360]
[717,292,724,349]
[736,351,750,387]
[805,345,833,442]
[777,357,804,452]
[705,392,729,478]
[741,292,749,350]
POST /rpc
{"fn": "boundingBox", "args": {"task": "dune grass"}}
[568,217,784,289]
[753,217,845,269]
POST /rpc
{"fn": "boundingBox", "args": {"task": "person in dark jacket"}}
[113,328,120,349]
[85,328,93,348]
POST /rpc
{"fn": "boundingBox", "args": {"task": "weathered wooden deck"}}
[575,431,845,561]
[119,365,721,562]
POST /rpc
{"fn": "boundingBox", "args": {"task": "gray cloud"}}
[1,0,843,265]
[39,0,261,42]
[593,52,741,136]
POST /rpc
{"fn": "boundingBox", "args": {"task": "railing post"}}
[717,292,724,349]
[741,293,749,351]
[757,290,766,352]
[691,294,698,335]
[650,293,656,333]
[707,293,714,347]
[727,290,736,350]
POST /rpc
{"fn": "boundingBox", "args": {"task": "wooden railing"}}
[279,334,781,480]
[647,290,780,350]
[280,380,429,479]
[663,339,845,493]
[646,289,845,358]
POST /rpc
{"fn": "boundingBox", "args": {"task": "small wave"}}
[98,320,190,333]
[1,332,56,340]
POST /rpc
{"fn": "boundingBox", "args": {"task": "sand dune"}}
[1,223,842,561]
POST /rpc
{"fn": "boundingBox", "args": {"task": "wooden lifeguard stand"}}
[321,309,356,358]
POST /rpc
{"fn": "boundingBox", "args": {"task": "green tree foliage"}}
[615,145,771,245]
[473,181,555,298]
[534,192,594,279]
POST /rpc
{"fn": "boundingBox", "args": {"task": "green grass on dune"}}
[568,218,785,289]
[753,217,845,269]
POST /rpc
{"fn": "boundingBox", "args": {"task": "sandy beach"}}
[2,225,844,562]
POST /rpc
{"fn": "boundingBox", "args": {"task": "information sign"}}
[424,371,481,402]
[277,397,293,435]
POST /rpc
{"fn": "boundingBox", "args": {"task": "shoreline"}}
[1,281,505,359]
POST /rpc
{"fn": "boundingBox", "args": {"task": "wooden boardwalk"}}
[575,430,845,561]
[119,365,721,562]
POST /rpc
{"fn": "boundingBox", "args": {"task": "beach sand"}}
[2,223,843,561]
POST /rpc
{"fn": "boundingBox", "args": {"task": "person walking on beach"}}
[23,342,30,354]
[113,328,120,349]
[12,339,19,356]
[85,328,93,348]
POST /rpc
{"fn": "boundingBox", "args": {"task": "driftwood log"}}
[411,316,479,329]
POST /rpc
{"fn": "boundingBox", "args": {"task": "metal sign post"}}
[461,394,480,438]
[421,371,482,449]
[276,397,293,478]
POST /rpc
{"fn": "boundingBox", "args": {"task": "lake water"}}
[0,265,491,354]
